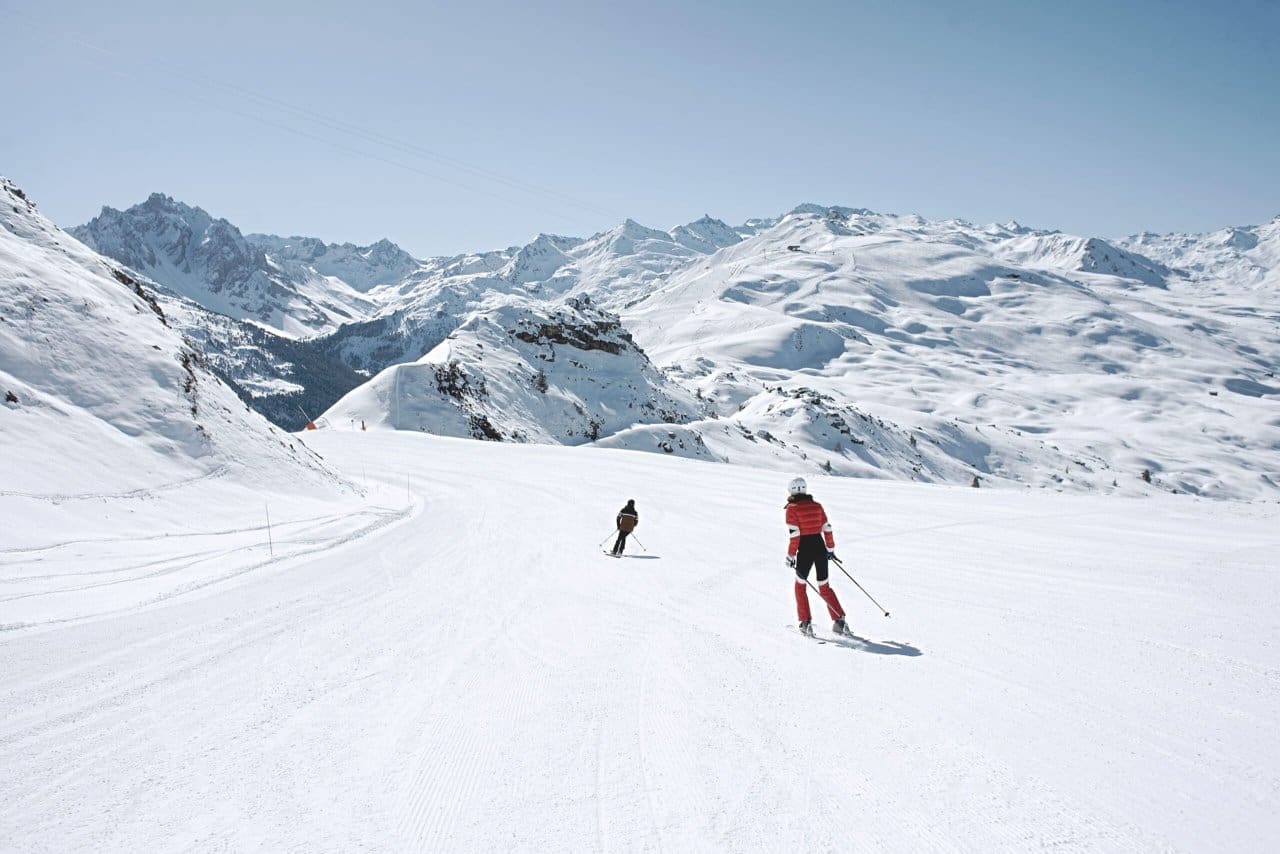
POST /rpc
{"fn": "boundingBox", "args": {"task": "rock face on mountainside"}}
[323,295,703,443]
[0,179,347,496]
[70,194,391,336]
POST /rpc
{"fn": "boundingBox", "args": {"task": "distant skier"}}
[611,499,639,556]
[785,477,850,637]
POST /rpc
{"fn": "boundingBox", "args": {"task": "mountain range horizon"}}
[7,175,1277,502]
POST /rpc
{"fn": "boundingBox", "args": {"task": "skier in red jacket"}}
[785,477,851,638]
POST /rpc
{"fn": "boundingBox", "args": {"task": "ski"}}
[786,624,827,644]
[787,624,872,648]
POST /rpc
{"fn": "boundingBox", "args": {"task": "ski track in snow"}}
[0,506,409,633]
[0,466,234,504]
[2,432,1279,852]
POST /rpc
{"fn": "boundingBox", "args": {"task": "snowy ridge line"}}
[57,185,1280,500]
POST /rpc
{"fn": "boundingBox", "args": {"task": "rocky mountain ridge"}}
[62,192,1280,499]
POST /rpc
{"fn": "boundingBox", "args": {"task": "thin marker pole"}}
[265,502,274,557]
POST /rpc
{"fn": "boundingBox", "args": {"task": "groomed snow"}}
[3,430,1277,852]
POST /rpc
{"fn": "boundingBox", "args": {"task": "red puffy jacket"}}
[785,495,834,556]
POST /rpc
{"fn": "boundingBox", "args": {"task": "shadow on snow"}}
[832,634,922,656]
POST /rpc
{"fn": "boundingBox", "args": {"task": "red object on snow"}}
[785,497,834,556]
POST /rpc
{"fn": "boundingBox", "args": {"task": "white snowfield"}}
[68,186,1280,502]
[3,430,1278,853]
[320,205,1280,502]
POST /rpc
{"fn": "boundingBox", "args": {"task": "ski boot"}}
[798,620,815,638]
[832,618,853,638]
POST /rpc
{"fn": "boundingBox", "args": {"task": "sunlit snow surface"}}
[4,181,1279,851]
[2,431,1278,852]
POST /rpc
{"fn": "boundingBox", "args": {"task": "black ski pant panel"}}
[794,535,829,583]
[612,531,628,554]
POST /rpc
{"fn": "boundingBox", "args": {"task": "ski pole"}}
[830,557,890,617]
[600,529,619,548]
[629,535,646,552]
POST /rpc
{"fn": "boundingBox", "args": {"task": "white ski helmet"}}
[788,477,808,496]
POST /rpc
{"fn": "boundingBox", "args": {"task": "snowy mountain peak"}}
[366,236,406,256]
[140,190,191,212]
[0,178,345,496]
[596,219,677,255]
[72,195,378,336]
[788,203,879,220]
[40,183,1280,501]
[997,232,1169,285]
[322,293,701,445]
[246,233,421,293]
[1118,215,1280,291]
[75,194,235,271]
[669,214,742,253]
[1217,227,1259,250]
[504,233,574,284]
[1076,237,1169,284]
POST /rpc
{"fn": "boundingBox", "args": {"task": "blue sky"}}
[3,0,1277,256]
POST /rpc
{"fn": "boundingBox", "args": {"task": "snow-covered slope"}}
[0,178,346,498]
[247,233,421,293]
[996,232,1170,286]
[3,430,1277,851]
[65,194,1280,500]
[669,213,745,253]
[162,297,369,428]
[324,294,704,445]
[298,215,746,397]
[620,206,1280,499]
[71,194,387,336]
[1121,215,1280,291]
[357,214,744,352]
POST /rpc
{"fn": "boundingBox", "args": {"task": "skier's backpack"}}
[618,512,638,534]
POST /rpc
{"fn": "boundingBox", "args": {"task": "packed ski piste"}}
[602,476,891,643]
